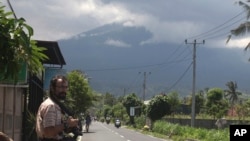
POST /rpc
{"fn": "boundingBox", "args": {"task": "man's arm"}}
[43,117,79,137]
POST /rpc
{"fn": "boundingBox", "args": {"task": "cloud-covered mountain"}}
[58,23,250,99]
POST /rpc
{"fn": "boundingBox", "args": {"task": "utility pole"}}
[139,72,151,101]
[143,72,146,101]
[139,72,150,126]
[7,0,17,19]
[185,39,205,127]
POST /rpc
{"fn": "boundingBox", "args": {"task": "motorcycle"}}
[114,119,121,128]
[106,117,111,124]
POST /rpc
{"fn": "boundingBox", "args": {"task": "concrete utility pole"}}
[185,39,205,127]
[139,72,151,101]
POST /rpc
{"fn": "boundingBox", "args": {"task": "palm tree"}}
[227,1,250,60]
[224,81,242,115]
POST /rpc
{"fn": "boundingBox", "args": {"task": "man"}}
[85,113,91,132]
[0,132,13,141]
[36,75,79,141]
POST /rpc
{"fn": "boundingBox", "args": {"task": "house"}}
[0,40,66,141]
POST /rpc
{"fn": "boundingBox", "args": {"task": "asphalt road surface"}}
[78,121,171,141]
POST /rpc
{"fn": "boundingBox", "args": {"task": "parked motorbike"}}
[114,119,121,128]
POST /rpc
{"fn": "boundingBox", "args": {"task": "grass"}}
[152,121,229,141]
[127,120,229,141]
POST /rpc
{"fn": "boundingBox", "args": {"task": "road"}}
[76,121,171,141]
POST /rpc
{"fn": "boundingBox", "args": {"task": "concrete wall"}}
[165,118,250,129]
[0,85,26,141]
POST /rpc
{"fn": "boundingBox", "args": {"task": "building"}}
[0,40,66,141]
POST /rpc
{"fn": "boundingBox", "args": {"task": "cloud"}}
[104,39,131,47]
[2,0,244,48]
[226,37,250,48]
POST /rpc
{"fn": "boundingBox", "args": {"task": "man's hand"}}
[67,116,79,127]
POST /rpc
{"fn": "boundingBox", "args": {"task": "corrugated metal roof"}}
[36,40,66,67]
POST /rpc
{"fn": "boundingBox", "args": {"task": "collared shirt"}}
[36,97,63,140]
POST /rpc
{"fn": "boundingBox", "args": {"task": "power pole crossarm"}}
[185,39,205,127]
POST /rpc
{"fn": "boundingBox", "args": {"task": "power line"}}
[201,17,246,40]
[188,10,246,40]
[165,62,193,92]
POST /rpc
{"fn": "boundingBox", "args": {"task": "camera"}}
[71,120,83,136]
[63,118,83,140]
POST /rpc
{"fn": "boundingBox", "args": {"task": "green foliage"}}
[195,93,205,114]
[122,93,143,124]
[103,92,116,106]
[0,4,48,83]
[23,111,37,141]
[152,120,229,141]
[122,93,143,115]
[227,1,250,60]
[103,105,113,118]
[168,91,181,115]
[66,70,94,114]
[146,94,171,122]
[224,81,242,106]
[207,88,223,101]
[205,88,229,119]
[134,115,146,129]
[112,103,126,120]
[235,99,250,120]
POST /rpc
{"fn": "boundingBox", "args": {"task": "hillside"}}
[58,23,250,99]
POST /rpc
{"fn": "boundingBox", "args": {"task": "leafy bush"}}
[152,120,229,141]
[134,115,146,129]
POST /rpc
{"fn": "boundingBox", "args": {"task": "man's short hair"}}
[49,75,67,96]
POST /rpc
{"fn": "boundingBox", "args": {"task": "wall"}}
[165,118,250,129]
[0,86,26,141]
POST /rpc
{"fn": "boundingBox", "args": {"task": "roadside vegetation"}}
[147,121,228,141]
[92,83,250,141]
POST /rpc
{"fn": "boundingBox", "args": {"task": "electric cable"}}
[165,62,193,92]
[188,10,246,40]
[201,17,246,40]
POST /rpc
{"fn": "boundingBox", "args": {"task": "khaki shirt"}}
[36,98,63,139]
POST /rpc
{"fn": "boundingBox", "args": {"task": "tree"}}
[224,81,242,106]
[227,1,250,60]
[0,4,48,82]
[185,91,205,114]
[195,93,206,114]
[235,98,250,120]
[103,105,113,119]
[112,103,126,120]
[205,88,229,119]
[146,94,171,122]
[103,92,116,106]
[168,91,180,116]
[66,70,95,115]
[122,93,143,124]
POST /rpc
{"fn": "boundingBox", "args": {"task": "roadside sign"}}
[130,107,135,116]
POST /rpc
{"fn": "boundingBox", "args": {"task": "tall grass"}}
[152,120,229,141]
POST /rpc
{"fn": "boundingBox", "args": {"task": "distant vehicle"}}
[114,119,121,128]
[106,117,110,124]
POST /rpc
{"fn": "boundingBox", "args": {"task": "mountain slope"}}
[58,23,250,98]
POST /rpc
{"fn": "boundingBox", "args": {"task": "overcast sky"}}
[2,0,249,48]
